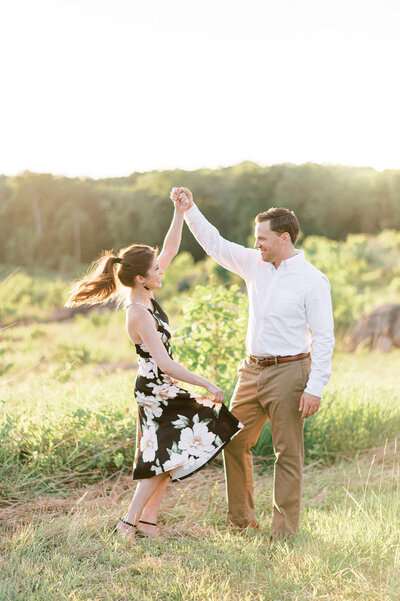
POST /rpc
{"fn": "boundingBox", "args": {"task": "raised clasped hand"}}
[170,187,193,211]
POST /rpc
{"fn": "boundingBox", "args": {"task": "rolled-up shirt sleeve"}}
[304,274,335,397]
[185,204,256,280]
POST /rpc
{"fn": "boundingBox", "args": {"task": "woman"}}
[66,193,242,539]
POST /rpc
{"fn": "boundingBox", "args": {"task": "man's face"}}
[254,220,282,262]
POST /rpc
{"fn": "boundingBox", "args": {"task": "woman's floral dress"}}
[131,298,243,482]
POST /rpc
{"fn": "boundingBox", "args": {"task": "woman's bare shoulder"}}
[126,303,156,332]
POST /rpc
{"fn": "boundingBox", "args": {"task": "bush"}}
[302,230,400,331]
[173,281,248,400]
[0,270,69,323]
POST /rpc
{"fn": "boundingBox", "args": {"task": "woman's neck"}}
[128,287,153,307]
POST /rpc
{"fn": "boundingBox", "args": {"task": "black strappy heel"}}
[136,519,158,538]
[114,517,137,535]
[138,520,157,527]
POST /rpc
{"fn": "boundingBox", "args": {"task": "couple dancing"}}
[67,187,334,541]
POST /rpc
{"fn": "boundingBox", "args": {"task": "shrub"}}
[173,280,248,401]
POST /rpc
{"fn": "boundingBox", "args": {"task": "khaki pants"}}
[223,355,311,537]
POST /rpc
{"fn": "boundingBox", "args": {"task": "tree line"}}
[1,162,399,269]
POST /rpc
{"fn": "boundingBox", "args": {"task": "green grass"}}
[0,314,138,500]
[1,280,400,599]
[1,443,399,600]
[2,312,400,500]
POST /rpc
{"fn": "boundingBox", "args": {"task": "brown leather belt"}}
[248,352,310,366]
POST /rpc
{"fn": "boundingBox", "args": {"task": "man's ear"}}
[280,232,291,244]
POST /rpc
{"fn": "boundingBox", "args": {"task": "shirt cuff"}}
[304,381,324,398]
[185,203,199,220]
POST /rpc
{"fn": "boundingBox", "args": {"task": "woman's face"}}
[143,255,164,290]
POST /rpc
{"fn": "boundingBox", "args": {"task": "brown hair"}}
[255,207,300,245]
[66,244,156,307]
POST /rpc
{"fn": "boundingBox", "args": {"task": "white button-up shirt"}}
[185,204,335,397]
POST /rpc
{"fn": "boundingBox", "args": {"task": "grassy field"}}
[1,297,400,600]
[1,442,399,601]
[2,312,400,499]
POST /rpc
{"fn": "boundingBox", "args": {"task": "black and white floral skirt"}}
[132,299,243,482]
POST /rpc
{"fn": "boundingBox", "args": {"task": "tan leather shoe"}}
[238,519,260,531]
[228,518,260,530]
[247,520,260,529]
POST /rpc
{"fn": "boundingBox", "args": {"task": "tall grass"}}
[1,442,399,600]
[253,383,400,461]
[2,346,400,500]
[2,273,400,500]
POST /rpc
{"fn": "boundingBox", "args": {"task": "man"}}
[170,187,335,540]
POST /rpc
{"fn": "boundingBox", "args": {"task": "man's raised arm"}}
[171,187,257,280]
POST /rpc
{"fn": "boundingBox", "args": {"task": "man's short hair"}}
[255,207,300,245]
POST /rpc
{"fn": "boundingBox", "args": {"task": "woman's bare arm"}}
[157,203,186,272]
[127,307,223,402]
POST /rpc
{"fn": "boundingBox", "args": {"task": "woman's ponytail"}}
[66,251,121,307]
[66,243,155,307]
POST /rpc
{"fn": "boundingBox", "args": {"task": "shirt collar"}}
[278,250,305,271]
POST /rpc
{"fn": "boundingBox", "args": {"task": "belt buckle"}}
[260,355,279,366]
[250,354,279,366]
[250,355,264,366]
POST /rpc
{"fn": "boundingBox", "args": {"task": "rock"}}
[347,304,400,352]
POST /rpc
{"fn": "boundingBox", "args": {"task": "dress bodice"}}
[133,298,172,358]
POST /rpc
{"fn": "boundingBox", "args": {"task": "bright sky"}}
[1,0,399,178]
